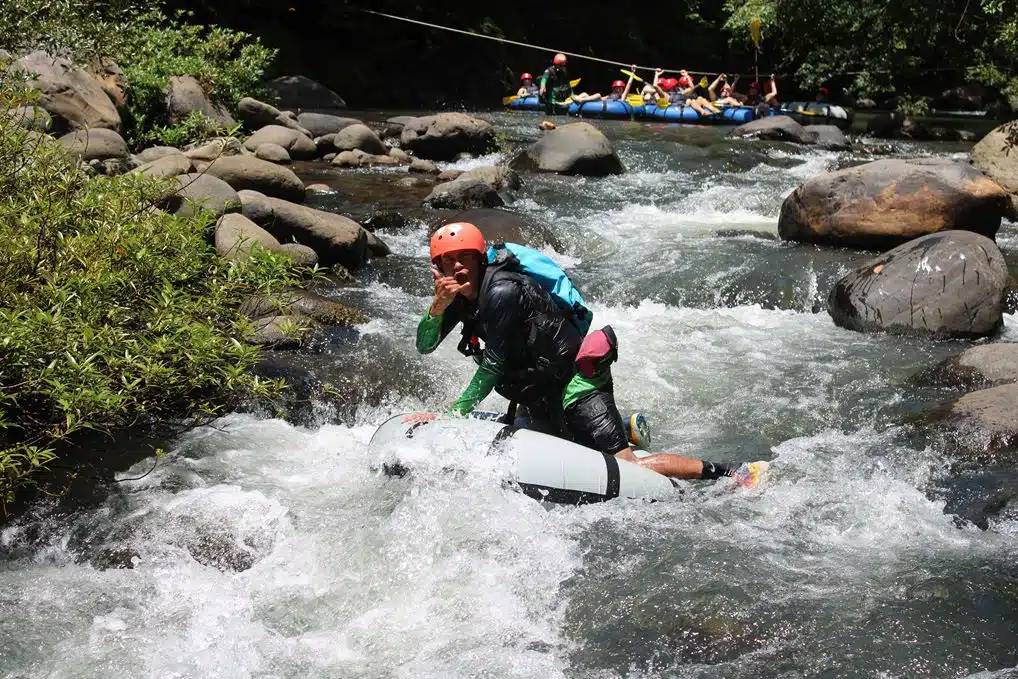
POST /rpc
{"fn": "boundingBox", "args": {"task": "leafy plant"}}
[0,71,297,510]
[112,9,276,147]
[896,94,931,117]
[138,110,245,149]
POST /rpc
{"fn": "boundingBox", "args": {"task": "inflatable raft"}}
[506,94,544,111]
[369,413,676,504]
[567,99,644,119]
[645,104,761,124]
[780,102,853,129]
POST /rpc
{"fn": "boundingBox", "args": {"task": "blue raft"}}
[644,104,760,124]
[507,95,544,111]
[567,99,644,119]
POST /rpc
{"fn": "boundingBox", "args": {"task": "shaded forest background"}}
[168,0,1018,113]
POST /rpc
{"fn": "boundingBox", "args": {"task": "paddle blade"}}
[502,95,519,106]
[570,78,582,87]
[620,69,645,83]
[626,94,646,106]
[750,17,762,45]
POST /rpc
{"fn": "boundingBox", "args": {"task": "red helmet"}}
[430,222,486,263]
[659,77,678,91]
[818,87,829,96]
[749,81,761,90]
[612,80,625,89]
[521,72,533,82]
[553,53,567,65]
[677,75,693,88]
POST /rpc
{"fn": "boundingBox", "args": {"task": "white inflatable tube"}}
[369,413,677,504]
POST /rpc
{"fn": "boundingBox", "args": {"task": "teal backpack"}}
[486,243,593,335]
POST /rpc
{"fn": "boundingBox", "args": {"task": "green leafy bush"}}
[0,73,295,509]
[112,9,276,147]
[138,110,245,149]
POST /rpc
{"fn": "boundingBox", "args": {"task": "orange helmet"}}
[430,222,486,262]
[553,53,567,66]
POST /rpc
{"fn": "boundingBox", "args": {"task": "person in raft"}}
[517,72,539,97]
[677,71,722,115]
[415,221,766,485]
[746,74,780,116]
[650,74,718,116]
[539,53,573,112]
[570,67,636,104]
[708,73,745,106]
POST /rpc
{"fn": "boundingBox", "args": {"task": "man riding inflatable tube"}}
[416,222,757,482]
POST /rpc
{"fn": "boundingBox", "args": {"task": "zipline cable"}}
[359,9,761,79]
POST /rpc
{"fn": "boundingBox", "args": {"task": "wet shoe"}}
[731,461,770,489]
[626,412,652,449]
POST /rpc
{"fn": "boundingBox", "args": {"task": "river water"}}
[3,112,1018,679]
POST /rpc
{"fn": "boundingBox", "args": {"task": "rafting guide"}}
[399,221,768,495]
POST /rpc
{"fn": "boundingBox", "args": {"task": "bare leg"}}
[616,447,705,479]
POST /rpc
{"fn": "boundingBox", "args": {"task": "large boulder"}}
[438,208,564,251]
[237,191,370,269]
[8,105,51,132]
[247,315,317,349]
[939,383,1018,460]
[132,153,193,179]
[170,173,242,218]
[203,155,306,202]
[240,289,366,326]
[919,344,1018,389]
[254,143,291,164]
[730,116,815,144]
[422,178,504,209]
[778,158,1008,249]
[136,146,183,163]
[242,125,316,160]
[332,123,387,155]
[263,75,346,110]
[296,112,360,137]
[57,128,129,161]
[827,230,1008,339]
[9,51,120,132]
[236,97,311,136]
[166,75,236,127]
[807,124,850,150]
[971,122,1018,218]
[457,166,522,193]
[516,122,624,176]
[214,213,282,261]
[399,113,496,161]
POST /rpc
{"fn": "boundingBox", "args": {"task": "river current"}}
[3,112,1018,678]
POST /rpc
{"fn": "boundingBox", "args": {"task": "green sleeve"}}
[450,361,500,416]
[416,311,444,354]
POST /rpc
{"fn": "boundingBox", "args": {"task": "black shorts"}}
[562,382,628,455]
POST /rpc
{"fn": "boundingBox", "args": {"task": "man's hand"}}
[430,265,470,316]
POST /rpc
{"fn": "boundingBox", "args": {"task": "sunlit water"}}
[3,113,1018,679]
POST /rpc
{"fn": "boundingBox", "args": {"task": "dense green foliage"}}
[110,10,276,147]
[723,0,1018,108]
[0,75,296,508]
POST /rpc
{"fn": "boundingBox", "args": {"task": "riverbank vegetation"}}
[0,2,293,509]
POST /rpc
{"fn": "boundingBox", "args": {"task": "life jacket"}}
[522,83,539,96]
[457,245,587,403]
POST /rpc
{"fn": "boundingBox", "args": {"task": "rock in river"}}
[827,230,1008,339]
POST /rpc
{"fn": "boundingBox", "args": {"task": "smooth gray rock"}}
[171,173,242,218]
[827,230,1008,338]
[399,113,496,161]
[422,178,504,209]
[332,123,387,155]
[166,75,235,127]
[214,212,281,260]
[57,128,129,161]
[243,125,316,159]
[263,75,346,110]
[203,155,306,202]
[296,112,360,137]
[517,122,624,176]
[254,143,291,164]
[9,50,120,132]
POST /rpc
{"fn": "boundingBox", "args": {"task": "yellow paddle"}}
[620,69,644,83]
